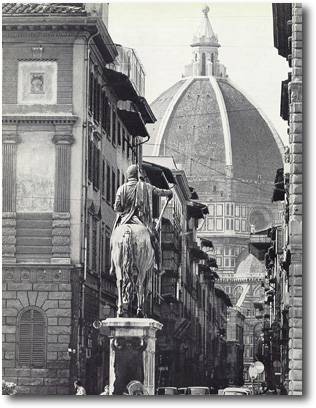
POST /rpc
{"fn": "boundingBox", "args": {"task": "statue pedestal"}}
[102,318,163,395]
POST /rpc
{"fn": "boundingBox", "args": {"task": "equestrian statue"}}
[110,164,173,317]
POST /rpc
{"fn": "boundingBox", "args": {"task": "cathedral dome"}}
[144,7,283,204]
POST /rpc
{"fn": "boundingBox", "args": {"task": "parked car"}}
[156,387,178,395]
[177,387,187,395]
[218,387,251,396]
[186,386,210,395]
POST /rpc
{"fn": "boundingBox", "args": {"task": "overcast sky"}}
[108,1,290,144]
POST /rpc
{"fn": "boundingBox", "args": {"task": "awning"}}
[117,109,149,137]
[198,264,219,279]
[215,287,232,307]
[104,68,139,102]
[142,162,169,189]
[187,201,209,219]
[103,69,155,124]
[200,238,213,248]
[143,161,176,184]
[138,96,156,124]
[189,247,208,261]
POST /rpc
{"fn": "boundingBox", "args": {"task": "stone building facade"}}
[272,3,303,395]
[226,307,245,386]
[2,3,154,395]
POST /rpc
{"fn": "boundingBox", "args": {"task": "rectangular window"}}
[242,205,246,218]
[102,159,105,196]
[112,110,116,146]
[216,204,223,216]
[105,228,111,274]
[93,145,100,190]
[216,218,223,231]
[106,99,111,137]
[235,205,240,217]
[235,219,240,231]
[89,71,94,112]
[226,219,230,230]
[101,91,106,131]
[122,128,126,152]
[95,82,101,123]
[225,247,229,256]
[112,170,116,206]
[93,77,98,121]
[207,218,214,231]
[88,213,98,273]
[122,174,125,185]
[231,219,234,230]
[231,258,235,267]
[231,204,234,215]
[117,121,121,146]
[226,203,230,216]
[106,164,111,203]
[241,220,246,232]
[92,215,97,271]
[117,169,120,190]
[225,258,229,267]
[208,204,214,216]
[88,137,93,182]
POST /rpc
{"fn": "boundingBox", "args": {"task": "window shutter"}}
[19,309,46,368]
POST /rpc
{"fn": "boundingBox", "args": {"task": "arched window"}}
[201,53,206,76]
[18,308,46,368]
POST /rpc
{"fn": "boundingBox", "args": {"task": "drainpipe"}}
[78,26,100,380]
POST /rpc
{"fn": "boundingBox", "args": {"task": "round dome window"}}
[248,208,271,231]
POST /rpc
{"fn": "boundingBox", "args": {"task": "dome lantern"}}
[184,5,227,78]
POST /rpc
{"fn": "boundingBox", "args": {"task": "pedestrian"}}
[279,384,288,395]
[74,380,86,395]
[100,385,109,395]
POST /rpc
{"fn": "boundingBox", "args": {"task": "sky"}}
[108,1,289,144]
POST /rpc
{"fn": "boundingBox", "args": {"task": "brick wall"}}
[287,3,303,396]
[2,265,74,395]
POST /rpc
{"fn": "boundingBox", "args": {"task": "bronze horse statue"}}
[110,223,155,317]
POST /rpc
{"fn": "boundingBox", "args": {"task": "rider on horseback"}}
[112,164,173,269]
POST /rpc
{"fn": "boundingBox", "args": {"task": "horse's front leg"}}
[117,278,123,317]
[136,280,145,318]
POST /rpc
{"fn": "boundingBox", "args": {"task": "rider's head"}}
[126,164,139,181]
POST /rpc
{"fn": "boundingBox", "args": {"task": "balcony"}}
[111,45,145,97]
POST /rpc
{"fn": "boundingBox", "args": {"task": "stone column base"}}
[102,318,163,395]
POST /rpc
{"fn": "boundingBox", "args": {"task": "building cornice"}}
[2,16,118,63]
[2,114,78,125]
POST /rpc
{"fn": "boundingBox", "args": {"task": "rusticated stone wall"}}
[287,3,303,396]
[2,265,73,395]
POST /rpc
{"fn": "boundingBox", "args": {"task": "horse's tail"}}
[121,226,133,303]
